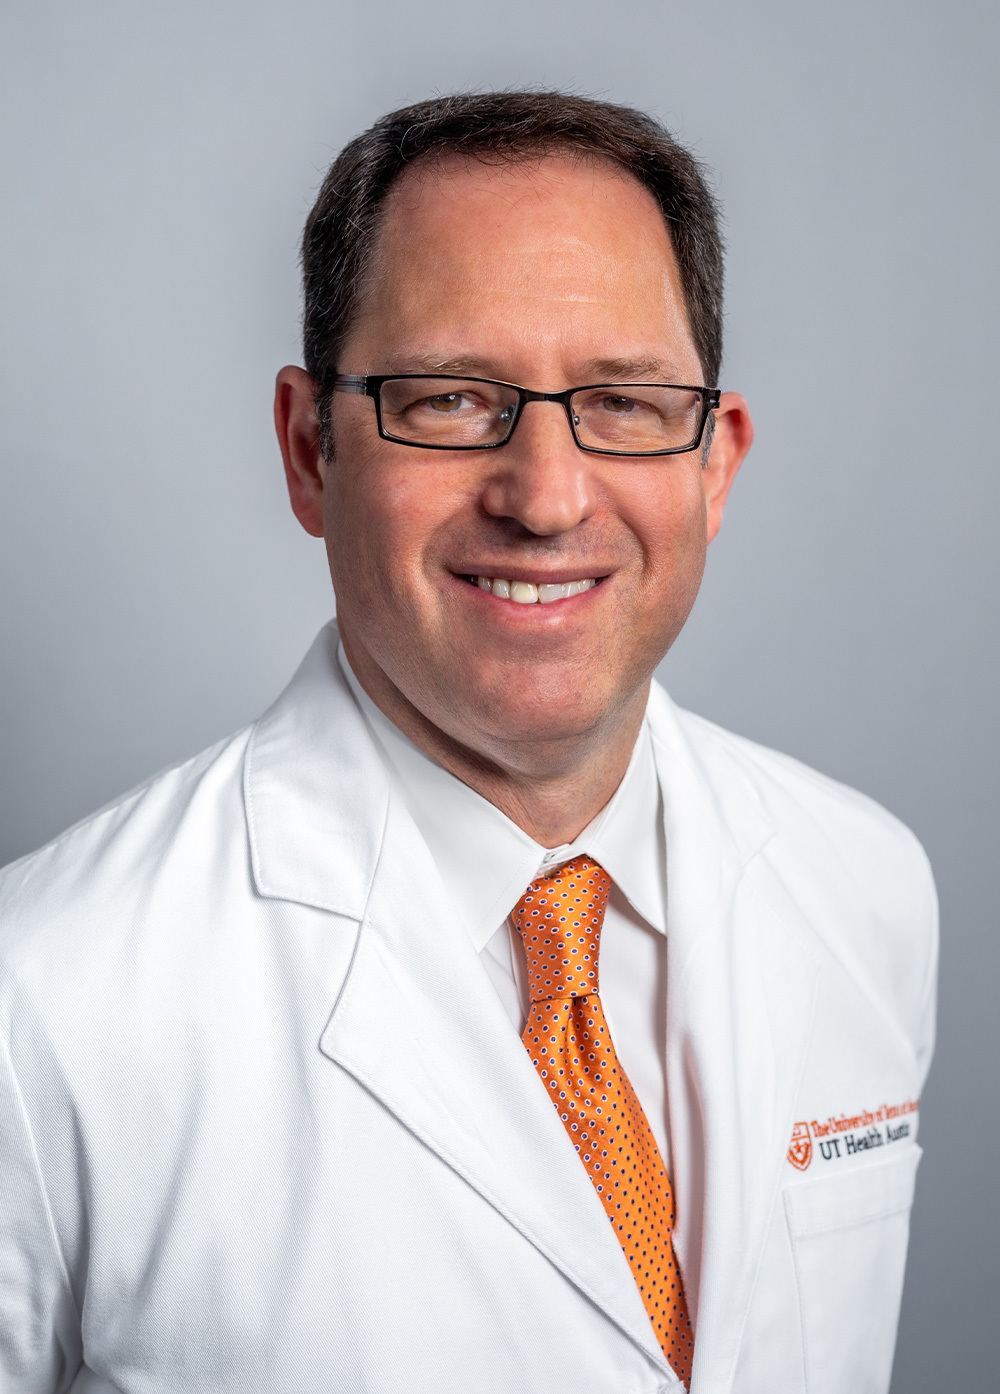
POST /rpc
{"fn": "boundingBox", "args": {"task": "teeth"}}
[475,576,596,603]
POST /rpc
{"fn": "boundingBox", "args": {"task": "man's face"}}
[313,155,749,765]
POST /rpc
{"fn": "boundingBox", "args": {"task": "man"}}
[0,92,936,1393]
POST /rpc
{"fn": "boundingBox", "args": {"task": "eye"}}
[427,393,466,413]
[601,394,638,413]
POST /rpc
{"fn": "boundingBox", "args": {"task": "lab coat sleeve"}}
[0,1022,83,1393]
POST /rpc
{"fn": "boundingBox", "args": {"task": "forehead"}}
[384,148,669,238]
[347,152,697,376]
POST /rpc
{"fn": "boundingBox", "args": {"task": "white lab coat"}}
[0,622,937,1394]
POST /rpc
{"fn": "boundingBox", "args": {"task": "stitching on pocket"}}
[783,1146,921,1239]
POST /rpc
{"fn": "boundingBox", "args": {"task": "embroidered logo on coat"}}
[787,1120,813,1171]
[787,1099,920,1167]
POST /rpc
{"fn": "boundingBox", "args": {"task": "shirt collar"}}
[338,644,666,949]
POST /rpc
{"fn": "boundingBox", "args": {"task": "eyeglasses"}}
[332,374,720,456]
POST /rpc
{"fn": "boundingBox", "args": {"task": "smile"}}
[468,575,601,604]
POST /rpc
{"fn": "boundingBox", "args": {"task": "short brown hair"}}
[302,90,725,456]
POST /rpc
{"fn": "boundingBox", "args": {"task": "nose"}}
[479,399,600,536]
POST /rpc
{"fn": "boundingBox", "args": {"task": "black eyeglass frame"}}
[332,373,721,457]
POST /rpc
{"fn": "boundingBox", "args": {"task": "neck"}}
[340,632,646,848]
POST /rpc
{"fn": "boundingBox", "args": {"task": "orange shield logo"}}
[787,1121,813,1171]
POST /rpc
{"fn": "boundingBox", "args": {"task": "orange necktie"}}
[511,854,694,1386]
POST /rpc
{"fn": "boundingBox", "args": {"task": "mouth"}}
[460,574,604,605]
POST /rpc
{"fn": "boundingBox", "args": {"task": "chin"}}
[453,677,619,750]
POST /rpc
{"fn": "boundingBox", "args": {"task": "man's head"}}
[299,91,726,460]
[276,92,753,799]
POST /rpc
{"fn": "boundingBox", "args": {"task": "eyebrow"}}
[386,353,687,383]
[581,356,682,382]
[390,354,498,376]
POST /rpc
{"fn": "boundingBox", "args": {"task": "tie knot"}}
[510,855,612,1004]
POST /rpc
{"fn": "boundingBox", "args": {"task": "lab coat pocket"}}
[783,1146,921,1394]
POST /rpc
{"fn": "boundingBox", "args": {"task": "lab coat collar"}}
[247,626,821,1391]
[245,621,389,920]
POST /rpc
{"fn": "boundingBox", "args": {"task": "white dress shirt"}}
[338,645,672,1168]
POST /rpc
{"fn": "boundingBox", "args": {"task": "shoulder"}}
[0,622,378,997]
[648,683,937,1053]
[686,704,932,884]
[0,726,252,984]
[651,685,933,890]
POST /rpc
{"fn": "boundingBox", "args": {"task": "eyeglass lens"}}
[377,378,703,452]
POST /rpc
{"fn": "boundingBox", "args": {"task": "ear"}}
[274,366,326,538]
[702,392,754,543]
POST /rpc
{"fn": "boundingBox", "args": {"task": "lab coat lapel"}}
[320,793,673,1377]
[647,686,821,1393]
[247,625,673,1379]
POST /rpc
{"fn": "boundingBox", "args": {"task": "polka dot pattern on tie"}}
[511,854,694,1387]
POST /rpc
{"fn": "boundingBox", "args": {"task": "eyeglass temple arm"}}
[332,375,370,395]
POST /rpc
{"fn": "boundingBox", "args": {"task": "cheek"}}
[616,473,709,659]
[323,452,457,609]
[625,469,708,582]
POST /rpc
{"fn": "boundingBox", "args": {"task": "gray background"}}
[1,1,996,1386]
